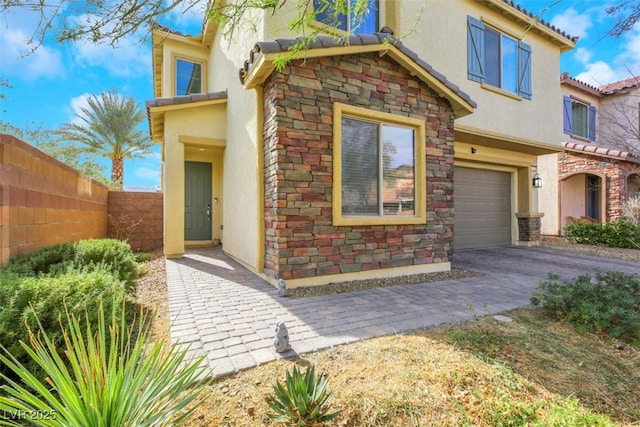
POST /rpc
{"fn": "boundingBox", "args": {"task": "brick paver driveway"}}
[166,246,638,378]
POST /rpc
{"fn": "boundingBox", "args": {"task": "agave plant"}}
[0,302,210,427]
[267,365,340,426]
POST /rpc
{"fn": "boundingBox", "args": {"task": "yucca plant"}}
[267,365,340,426]
[0,302,210,426]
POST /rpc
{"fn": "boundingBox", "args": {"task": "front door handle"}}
[206,204,211,220]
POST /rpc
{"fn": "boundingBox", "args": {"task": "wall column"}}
[163,137,186,257]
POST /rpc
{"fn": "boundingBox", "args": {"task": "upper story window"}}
[333,103,426,226]
[467,16,532,99]
[314,0,379,34]
[563,96,596,141]
[176,58,203,96]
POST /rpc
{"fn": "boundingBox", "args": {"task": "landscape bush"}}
[3,243,75,277]
[564,219,640,249]
[531,271,640,346]
[73,239,140,294]
[0,239,140,380]
[0,268,126,379]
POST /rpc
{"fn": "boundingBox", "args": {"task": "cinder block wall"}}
[0,134,109,265]
[108,191,163,253]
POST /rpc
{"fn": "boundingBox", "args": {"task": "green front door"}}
[185,161,212,241]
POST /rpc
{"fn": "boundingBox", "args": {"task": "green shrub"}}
[0,268,126,380]
[267,365,340,426]
[3,243,75,276]
[564,220,640,249]
[134,252,152,263]
[531,271,640,345]
[0,302,210,427]
[74,239,140,294]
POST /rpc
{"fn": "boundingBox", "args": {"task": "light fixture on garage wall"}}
[531,165,543,188]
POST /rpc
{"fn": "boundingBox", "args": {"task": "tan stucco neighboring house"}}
[147,0,576,288]
[539,74,640,235]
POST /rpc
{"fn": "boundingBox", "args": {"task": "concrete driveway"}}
[166,246,638,378]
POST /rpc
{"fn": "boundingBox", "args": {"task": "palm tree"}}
[56,90,153,189]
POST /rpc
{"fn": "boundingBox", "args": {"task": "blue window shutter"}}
[467,16,485,83]
[588,105,596,140]
[517,41,532,99]
[563,96,573,135]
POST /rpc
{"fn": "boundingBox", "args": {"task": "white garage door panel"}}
[454,167,511,249]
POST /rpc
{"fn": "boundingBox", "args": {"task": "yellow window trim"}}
[332,103,426,226]
[171,53,208,97]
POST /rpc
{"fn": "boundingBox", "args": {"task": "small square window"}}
[314,0,379,34]
[176,59,203,96]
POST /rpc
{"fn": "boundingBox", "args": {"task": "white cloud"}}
[574,47,593,65]
[162,0,208,31]
[69,14,151,78]
[575,61,618,85]
[0,27,64,80]
[550,7,593,40]
[66,93,92,124]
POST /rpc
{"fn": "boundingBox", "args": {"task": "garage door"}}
[454,167,512,249]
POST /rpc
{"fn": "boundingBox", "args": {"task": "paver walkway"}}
[166,246,638,378]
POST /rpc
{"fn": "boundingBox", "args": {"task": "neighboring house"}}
[539,74,640,235]
[147,0,575,287]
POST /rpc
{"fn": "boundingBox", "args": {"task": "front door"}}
[185,161,212,241]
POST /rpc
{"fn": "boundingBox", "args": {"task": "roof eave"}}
[481,0,577,51]
[242,44,475,119]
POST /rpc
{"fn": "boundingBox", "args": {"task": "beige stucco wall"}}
[202,10,266,271]
[539,83,601,235]
[162,104,227,257]
[599,86,640,151]
[406,0,565,147]
[538,152,559,234]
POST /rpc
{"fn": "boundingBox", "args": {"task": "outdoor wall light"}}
[532,173,543,188]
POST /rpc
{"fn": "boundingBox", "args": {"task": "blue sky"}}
[1,0,639,190]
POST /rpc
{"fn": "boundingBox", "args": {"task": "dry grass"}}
[134,241,639,426]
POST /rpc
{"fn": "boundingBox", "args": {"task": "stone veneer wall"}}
[559,151,640,221]
[262,53,455,281]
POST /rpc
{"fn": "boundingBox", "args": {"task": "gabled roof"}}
[239,31,476,119]
[488,0,578,47]
[599,76,640,95]
[560,72,602,97]
[561,73,640,97]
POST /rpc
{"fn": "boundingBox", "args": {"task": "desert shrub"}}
[267,365,340,426]
[0,268,126,380]
[3,243,75,276]
[73,239,140,294]
[564,220,640,249]
[0,302,210,427]
[531,271,640,345]
[622,195,640,225]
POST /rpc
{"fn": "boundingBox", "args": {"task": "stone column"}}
[515,213,544,246]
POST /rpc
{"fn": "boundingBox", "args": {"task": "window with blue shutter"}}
[467,16,485,83]
[563,95,596,141]
[588,106,596,140]
[563,96,573,134]
[467,16,532,99]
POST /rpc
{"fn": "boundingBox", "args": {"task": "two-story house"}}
[538,74,640,235]
[147,0,576,288]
